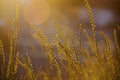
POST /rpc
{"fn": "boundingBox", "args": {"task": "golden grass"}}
[0,0,120,80]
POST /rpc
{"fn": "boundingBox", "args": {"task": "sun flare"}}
[23,0,51,25]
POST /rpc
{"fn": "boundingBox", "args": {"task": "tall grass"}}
[0,0,120,80]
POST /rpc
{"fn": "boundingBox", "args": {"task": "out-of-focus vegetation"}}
[0,0,120,80]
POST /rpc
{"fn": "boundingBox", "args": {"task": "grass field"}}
[0,0,120,80]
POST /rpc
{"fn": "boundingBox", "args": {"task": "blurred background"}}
[0,0,120,65]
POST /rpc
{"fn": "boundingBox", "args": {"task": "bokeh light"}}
[0,19,6,27]
[23,0,51,25]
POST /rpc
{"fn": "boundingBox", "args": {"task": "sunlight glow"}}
[19,0,32,4]
[23,0,51,25]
